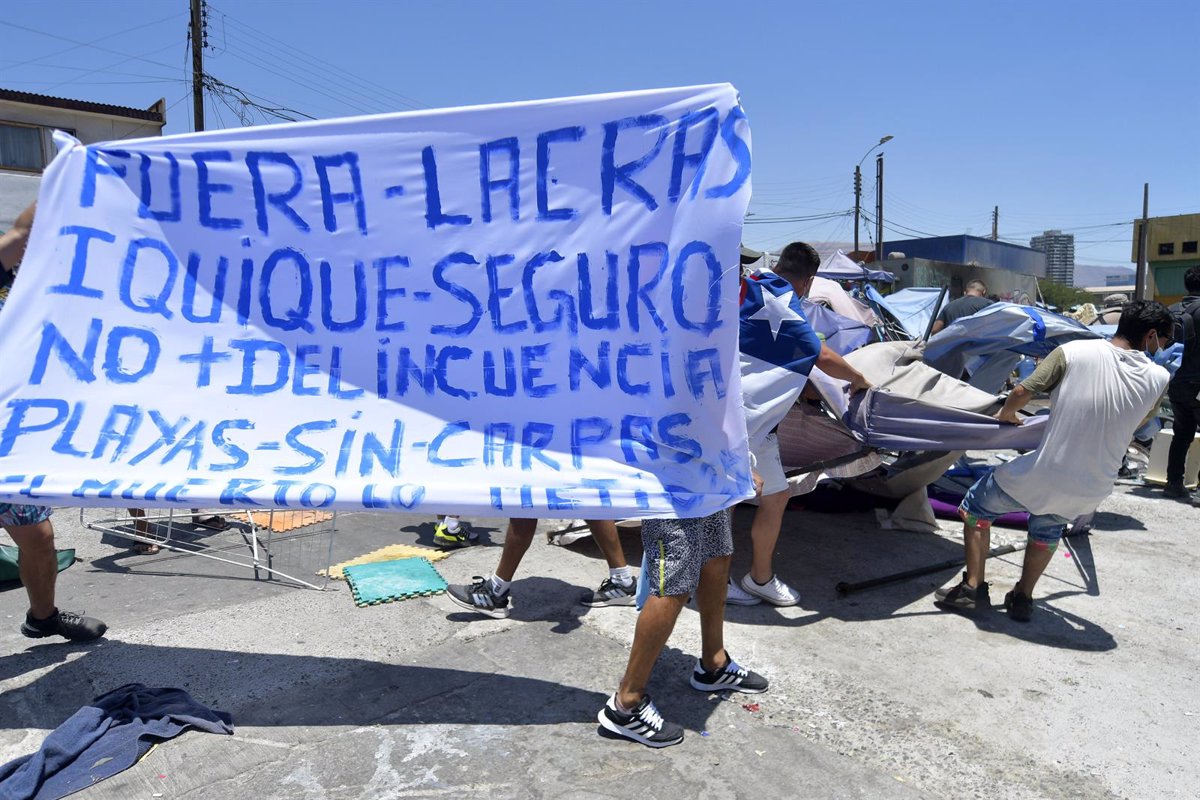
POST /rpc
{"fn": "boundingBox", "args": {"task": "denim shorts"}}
[0,503,53,529]
[959,473,1069,545]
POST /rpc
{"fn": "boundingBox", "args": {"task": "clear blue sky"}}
[2,0,1197,268]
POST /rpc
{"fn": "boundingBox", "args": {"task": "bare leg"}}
[6,520,57,619]
[748,490,789,584]
[587,519,626,570]
[696,554,731,670]
[127,508,159,553]
[1016,542,1055,597]
[963,521,990,588]
[494,518,538,582]
[616,593,688,708]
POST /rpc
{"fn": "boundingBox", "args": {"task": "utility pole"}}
[1135,183,1150,300]
[875,153,884,264]
[854,136,892,256]
[190,0,205,132]
[991,206,999,240]
[853,165,863,253]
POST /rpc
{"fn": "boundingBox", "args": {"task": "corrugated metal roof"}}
[0,88,164,123]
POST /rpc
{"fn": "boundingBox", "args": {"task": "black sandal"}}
[190,514,228,530]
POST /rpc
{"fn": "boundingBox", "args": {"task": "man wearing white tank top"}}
[936,300,1173,622]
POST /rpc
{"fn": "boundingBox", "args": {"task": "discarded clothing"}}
[0,683,233,800]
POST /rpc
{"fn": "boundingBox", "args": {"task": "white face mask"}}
[1145,331,1161,358]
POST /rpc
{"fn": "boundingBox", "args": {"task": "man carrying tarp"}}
[935,300,1173,622]
[0,204,106,643]
[929,279,994,335]
[1164,267,1200,501]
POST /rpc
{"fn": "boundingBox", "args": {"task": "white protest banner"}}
[0,84,753,518]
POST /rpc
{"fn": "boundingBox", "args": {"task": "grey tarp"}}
[775,402,881,494]
[923,302,1100,392]
[805,341,1048,452]
[801,298,874,356]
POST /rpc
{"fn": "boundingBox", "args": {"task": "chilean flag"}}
[739,271,823,448]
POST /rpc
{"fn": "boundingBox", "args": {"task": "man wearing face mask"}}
[935,300,1172,623]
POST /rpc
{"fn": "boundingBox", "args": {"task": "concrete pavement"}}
[2,484,1197,798]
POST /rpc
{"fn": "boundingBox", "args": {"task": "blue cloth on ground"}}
[0,683,234,800]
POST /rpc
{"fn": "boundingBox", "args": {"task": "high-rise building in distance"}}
[1029,230,1075,285]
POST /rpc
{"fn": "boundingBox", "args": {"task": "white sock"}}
[489,575,511,594]
[610,566,634,585]
[442,516,460,533]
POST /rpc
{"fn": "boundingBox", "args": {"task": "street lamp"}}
[854,135,893,253]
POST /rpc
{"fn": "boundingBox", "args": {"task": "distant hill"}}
[1073,264,1134,288]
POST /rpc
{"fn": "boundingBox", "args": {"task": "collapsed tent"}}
[923,303,1101,393]
[801,298,874,355]
[866,286,944,339]
[774,339,1048,502]
[814,341,1047,452]
[818,250,896,283]
[808,276,879,326]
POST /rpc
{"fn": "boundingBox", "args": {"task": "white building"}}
[1,88,166,230]
[1029,229,1075,286]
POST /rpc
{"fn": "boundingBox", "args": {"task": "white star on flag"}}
[747,287,800,341]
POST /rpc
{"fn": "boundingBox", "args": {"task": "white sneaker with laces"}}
[725,577,762,606]
[740,573,801,606]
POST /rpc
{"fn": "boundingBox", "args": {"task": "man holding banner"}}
[1,204,107,643]
[0,83,762,737]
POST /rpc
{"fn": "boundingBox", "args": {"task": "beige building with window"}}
[1,88,166,231]
[1131,212,1200,305]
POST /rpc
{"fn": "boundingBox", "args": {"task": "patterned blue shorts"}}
[959,474,1069,545]
[642,509,733,597]
[0,503,53,529]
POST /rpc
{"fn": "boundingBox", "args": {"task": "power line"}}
[208,3,428,111]
[217,30,402,115]
[0,59,181,82]
[217,47,386,117]
[0,12,184,73]
[43,41,185,94]
[743,210,853,225]
[0,20,185,73]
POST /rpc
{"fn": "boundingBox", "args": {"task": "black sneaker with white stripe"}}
[689,653,769,694]
[597,694,684,748]
[580,576,637,607]
[446,576,510,619]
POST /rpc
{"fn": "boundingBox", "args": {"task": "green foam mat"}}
[343,557,447,607]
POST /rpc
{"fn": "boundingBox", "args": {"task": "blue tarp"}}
[868,286,943,339]
[801,298,874,355]
[924,303,1101,389]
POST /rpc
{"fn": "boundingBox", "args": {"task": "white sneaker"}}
[740,574,801,607]
[725,578,762,606]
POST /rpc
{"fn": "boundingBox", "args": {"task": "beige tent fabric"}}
[807,276,878,325]
[876,488,940,533]
[844,341,1004,415]
[846,452,963,499]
